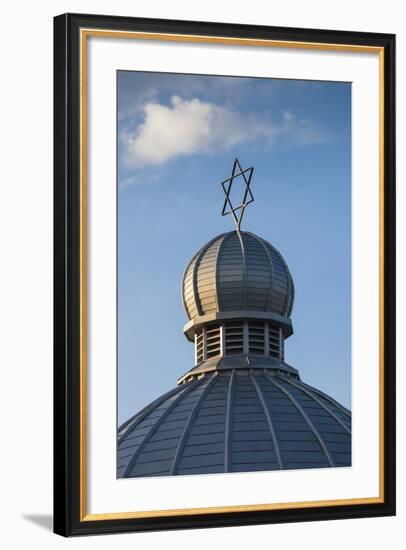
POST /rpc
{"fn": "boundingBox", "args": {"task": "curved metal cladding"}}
[117,370,351,478]
[182,230,294,320]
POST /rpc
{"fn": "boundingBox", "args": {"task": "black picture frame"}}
[54,12,396,537]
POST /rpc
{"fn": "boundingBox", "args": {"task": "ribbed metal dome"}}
[118,370,351,478]
[182,231,294,321]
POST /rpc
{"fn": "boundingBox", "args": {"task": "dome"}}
[118,370,351,478]
[118,160,351,480]
[182,230,294,323]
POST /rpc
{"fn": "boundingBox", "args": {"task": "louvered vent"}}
[225,322,244,355]
[248,322,265,354]
[194,321,283,365]
[195,329,204,364]
[269,326,281,358]
[205,324,221,359]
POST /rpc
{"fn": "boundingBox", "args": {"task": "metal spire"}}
[220,158,255,231]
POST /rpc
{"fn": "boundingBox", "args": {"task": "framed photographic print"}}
[53,13,396,536]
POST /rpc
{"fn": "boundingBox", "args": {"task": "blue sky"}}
[117,71,351,425]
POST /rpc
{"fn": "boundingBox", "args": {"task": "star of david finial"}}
[220,158,255,231]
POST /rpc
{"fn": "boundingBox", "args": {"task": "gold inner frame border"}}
[79,28,385,522]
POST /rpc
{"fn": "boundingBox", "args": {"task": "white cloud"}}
[122,96,327,167]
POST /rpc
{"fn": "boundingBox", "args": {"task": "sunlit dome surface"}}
[182,230,294,320]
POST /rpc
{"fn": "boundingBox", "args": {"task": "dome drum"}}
[190,319,285,365]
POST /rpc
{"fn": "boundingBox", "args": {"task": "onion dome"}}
[183,231,294,319]
[182,230,294,342]
[118,370,351,477]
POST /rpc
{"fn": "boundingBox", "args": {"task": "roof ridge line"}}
[300,381,352,418]
[250,372,283,469]
[235,230,248,310]
[122,378,204,477]
[264,373,335,467]
[118,384,185,446]
[170,374,219,475]
[282,377,351,435]
[224,370,236,472]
